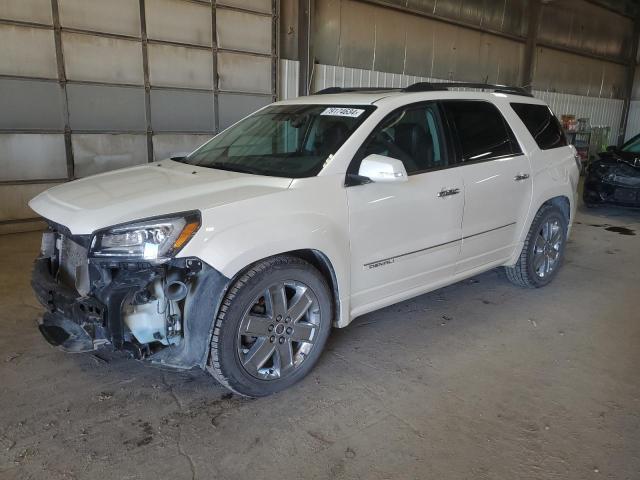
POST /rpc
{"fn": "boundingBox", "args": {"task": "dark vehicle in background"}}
[584,133,640,207]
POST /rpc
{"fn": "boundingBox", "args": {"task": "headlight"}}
[90,211,200,262]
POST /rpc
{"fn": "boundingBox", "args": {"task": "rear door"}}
[441,100,533,273]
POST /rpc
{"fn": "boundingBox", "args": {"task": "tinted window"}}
[443,100,520,161]
[511,103,567,150]
[356,103,447,175]
[185,104,374,178]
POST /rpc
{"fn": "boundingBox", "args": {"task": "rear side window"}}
[511,103,567,150]
[442,100,521,162]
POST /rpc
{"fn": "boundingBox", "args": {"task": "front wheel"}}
[505,204,568,288]
[208,255,333,397]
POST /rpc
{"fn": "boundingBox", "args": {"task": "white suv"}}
[30,83,579,397]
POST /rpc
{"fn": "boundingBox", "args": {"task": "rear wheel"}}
[505,204,568,288]
[208,255,332,397]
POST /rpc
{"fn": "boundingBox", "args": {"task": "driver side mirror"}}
[358,154,408,183]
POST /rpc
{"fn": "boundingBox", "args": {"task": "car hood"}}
[29,160,293,234]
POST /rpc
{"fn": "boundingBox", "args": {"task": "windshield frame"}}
[181,103,377,178]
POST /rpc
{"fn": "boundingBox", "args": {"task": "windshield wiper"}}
[208,163,257,175]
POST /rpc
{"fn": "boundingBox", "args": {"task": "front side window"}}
[354,102,448,175]
[183,104,375,178]
[442,100,521,162]
[511,103,567,150]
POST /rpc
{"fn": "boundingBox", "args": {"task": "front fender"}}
[178,176,352,326]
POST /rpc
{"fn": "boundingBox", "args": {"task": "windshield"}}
[621,134,640,153]
[182,104,375,178]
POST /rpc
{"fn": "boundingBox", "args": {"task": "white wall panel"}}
[626,101,640,141]
[72,134,147,177]
[216,9,271,54]
[218,0,271,14]
[62,32,144,85]
[0,183,60,221]
[0,134,67,181]
[311,63,625,146]
[0,0,53,25]
[218,52,271,93]
[148,44,213,89]
[152,134,212,161]
[145,0,212,46]
[279,59,299,100]
[59,0,140,37]
[67,84,146,131]
[150,89,214,132]
[0,25,57,78]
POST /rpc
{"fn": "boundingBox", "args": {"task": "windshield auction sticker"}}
[321,107,365,118]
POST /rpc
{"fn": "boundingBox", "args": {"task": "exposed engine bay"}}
[31,222,229,369]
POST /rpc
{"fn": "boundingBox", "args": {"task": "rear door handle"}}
[437,187,461,198]
[514,173,530,181]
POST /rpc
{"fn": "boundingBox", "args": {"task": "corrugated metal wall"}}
[309,62,624,145]
[0,0,278,232]
[315,0,524,86]
[312,0,634,99]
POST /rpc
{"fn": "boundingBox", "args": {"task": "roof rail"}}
[403,82,533,97]
[312,82,534,97]
[313,87,399,95]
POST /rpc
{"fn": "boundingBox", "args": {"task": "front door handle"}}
[514,173,530,181]
[438,187,461,198]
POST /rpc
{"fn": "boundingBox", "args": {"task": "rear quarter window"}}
[510,103,567,150]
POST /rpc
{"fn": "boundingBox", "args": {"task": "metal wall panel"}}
[313,0,523,84]
[62,32,144,84]
[218,0,272,14]
[0,183,60,221]
[533,89,624,145]
[533,47,626,98]
[150,89,214,132]
[538,0,633,61]
[393,0,528,37]
[67,84,146,131]
[217,52,271,93]
[58,0,141,37]
[152,134,212,161]
[72,134,148,177]
[147,43,213,89]
[218,93,271,129]
[145,0,212,46]
[311,62,624,145]
[0,78,64,130]
[625,100,640,140]
[0,25,57,78]
[0,0,53,25]
[279,59,299,100]
[0,134,67,181]
[216,9,271,54]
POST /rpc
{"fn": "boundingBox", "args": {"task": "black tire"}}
[505,204,568,288]
[207,255,333,397]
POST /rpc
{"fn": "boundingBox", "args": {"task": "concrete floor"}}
[1,205,639,480]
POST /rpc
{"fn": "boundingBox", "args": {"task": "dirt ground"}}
[1,204,639,480]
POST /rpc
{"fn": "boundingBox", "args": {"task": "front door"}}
[346,102,464,315]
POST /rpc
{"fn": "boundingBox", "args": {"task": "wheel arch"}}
[222,248,346,328]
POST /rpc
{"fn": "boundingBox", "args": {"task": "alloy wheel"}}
[237,281,321,380]
[533,218,563,278]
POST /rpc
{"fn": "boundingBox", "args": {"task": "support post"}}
[522,0,542,93]
[617,14,640,146]
[298,0,313,96]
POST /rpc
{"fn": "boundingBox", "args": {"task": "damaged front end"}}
[31,214,230,370]
[584,155,640,207]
